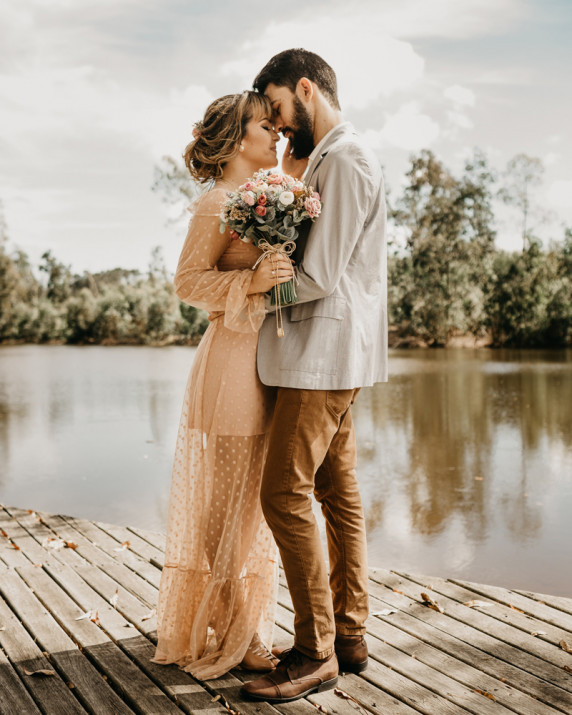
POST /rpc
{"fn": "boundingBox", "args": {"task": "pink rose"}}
[304,197,321,218]
[258,194,267,206]
[255,205,267,217]
[242,191,255,206]
[243,181,254,191]
[312,191,320,200]
[267,173,283,185]
[230,230,240,240]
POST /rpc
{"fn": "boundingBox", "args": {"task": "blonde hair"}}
[184,91,273,183]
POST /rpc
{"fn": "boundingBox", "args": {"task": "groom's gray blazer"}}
[257,122,387,390]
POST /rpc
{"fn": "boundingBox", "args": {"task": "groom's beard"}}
[287,96,315,160]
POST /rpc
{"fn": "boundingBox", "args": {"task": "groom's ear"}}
[297,77,314,102]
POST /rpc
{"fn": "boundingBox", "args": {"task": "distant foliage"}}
[0,242,208,346]
[387,150,571,347]
[1,149,571,348]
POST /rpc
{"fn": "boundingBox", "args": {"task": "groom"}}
[242,49,387,704]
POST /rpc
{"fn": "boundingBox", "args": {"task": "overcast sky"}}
[1,0,571,274]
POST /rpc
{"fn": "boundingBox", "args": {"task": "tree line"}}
[1,149,571,347]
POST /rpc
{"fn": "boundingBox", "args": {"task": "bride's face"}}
[240,113,279,170]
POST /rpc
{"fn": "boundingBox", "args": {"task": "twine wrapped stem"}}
[252,239,298,338]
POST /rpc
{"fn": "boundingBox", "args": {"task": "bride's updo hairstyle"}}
[184,91,273,183]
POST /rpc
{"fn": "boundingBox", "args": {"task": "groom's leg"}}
[314,391,369,636]
[260,387,356,659]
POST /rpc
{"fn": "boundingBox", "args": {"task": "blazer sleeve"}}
[294,144,377,303]
[174,189,266,333]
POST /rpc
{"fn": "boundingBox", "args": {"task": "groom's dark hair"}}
[253,49,340,110]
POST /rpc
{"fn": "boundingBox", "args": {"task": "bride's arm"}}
[174,189,266,333]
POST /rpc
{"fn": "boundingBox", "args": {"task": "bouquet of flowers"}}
[220,170,322,309]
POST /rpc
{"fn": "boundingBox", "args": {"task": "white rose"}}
[279,191,295,206]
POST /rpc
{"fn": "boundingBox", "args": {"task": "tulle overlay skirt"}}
[152,316,278,680]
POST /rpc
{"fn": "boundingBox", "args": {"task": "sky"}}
[1,0,571,274]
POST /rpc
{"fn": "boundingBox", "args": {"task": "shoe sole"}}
[338,659,368,674]
[241,676,338,703]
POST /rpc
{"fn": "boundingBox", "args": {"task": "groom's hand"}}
[282,139,309,179]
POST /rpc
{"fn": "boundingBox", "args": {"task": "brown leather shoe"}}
[335,634,368,673]
[240,648,338,703]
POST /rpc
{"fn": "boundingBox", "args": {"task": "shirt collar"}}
[303,121,352,179]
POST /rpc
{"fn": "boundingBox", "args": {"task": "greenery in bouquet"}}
[219,170,322,306]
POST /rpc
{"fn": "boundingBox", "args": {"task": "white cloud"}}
[0,65,212,159]
[363,102,440,152]
[446,110,474,130]
[444,85,475,107]
[547,180,572,210]
[221,18,425,111]
[358,0,526,39]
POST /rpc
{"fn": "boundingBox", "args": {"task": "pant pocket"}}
[325,389,355,419]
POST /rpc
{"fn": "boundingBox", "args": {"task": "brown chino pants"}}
[260,387,369,659]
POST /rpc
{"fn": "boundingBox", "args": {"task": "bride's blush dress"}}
[152,188,278,680]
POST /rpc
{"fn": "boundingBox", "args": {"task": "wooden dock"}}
[1,505,571,715]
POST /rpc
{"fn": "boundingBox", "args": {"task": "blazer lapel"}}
[305,122,354,185]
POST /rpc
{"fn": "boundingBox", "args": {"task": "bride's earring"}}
[239,144,245,152]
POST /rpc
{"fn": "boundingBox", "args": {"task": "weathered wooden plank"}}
[0,568,134,715]
[127,525,167,553]
[90,518,165,565]
[0,570,87,714]
[0,645,43,715]
[369,568,572,694]
[365,607,563,715]
[16,564,182,715]
[61,515,163,589]
[367,584,572,713]
[514,589,572,619]
[451,578,572,634]
[0,507,50,566]
[37,561,231,714]
[395,570,572,670]
[397,571,572,652]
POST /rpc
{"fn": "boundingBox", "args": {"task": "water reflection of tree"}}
[354,353,572,545]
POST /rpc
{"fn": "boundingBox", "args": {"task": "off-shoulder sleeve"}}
[174,189,266,333]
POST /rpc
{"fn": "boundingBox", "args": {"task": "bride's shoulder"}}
[190,186,228,217]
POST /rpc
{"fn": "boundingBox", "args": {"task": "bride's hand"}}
[248,256,294,295]
[282,139,309,179]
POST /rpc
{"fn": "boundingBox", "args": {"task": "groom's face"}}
[265,83,315,160]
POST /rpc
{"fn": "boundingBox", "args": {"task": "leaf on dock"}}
[372,608,398,616]
[474,689,496,701]
[114,541,130,552]
[530,631,547,637]
[563,665,572,673]
[109,589,119,608]
[463,600,494,608]
[41,537,76,551]
[0,529,8,538]
[334,688,369,714]
[421,592,444,613]
[0,625,5,631]
[24,668,56,677]
[75,610,100,625]
[560,640,572,654]
[141,608,156,622]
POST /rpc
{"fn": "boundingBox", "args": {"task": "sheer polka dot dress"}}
[152,188,278,680]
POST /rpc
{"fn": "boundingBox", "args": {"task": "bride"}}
[152,91,293,679]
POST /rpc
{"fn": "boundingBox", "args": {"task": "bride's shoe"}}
[240,633,279,672]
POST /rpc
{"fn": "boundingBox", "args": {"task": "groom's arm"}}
[293,143,378,303]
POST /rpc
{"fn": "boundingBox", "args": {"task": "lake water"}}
[1,345,571,596]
